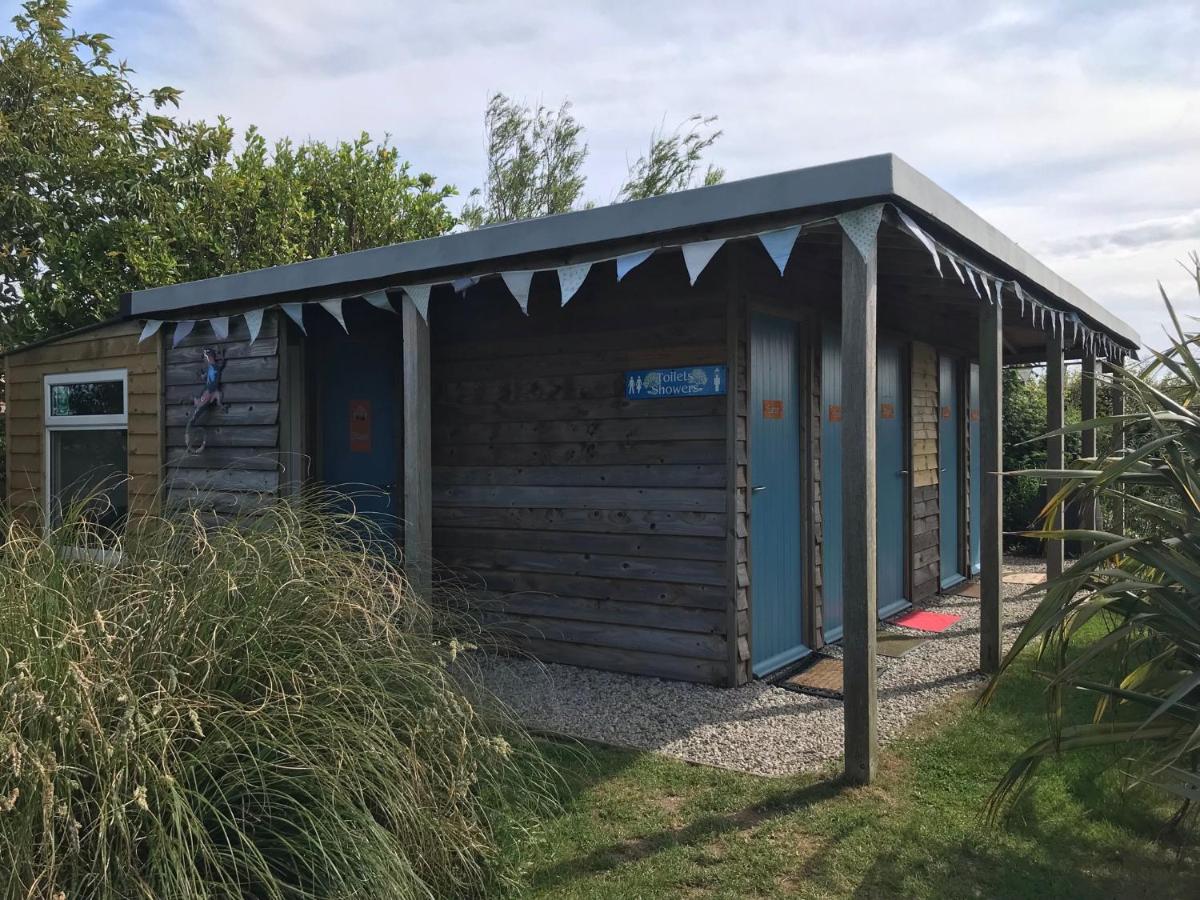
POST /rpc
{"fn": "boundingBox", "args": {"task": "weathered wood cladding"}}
[5,320,162,523]
[430,256,733,684]
[163,312,286,516]
[910,341,940,601]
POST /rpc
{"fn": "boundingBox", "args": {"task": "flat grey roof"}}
[129,153,1139,348]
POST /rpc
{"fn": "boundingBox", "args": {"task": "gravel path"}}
[469,556,1046,777]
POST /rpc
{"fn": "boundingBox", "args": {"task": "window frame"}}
[43,369,130,531]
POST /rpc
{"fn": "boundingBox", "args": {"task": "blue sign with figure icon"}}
[625,365,727,399]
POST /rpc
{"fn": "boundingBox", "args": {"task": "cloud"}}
[1038,210,1200,257]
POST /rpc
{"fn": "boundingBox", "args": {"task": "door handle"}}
[899,470,909,476]
[751,485,767,493]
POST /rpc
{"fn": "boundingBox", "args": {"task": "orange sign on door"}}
[880,402,895,419]
[762,399,784,419]
[828,404,843,422]
[349,399,372,453]
[941,405,952,419]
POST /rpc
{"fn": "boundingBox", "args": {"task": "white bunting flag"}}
[557,262,592,305]
[319,298,348,333]
[616,248,655,281]
[172,320,195,348]
[681,239,725,285]
[1072,316,1079,343]
[138,319,163,344]
[451,276,478,295]
[209,316,230,340]
[281,303,307,335]
[364,290,393,311]
[758,225,802,276]
[965,266,981,299]
[943,252,964,283]
[837,204,884,263]
[244,309,264,345]
[895,208,942,276]
[981,273,993,304]
[403,284,432,321]
[993,278,1004,306]
[501,270,535,314]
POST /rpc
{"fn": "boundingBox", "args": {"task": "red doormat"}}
[893,609,961,633]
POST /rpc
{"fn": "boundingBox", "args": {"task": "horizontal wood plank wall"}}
[910,341,940,601]
[163,312,282,517]
[430,257,731,684]
[731,298,750,684]
[5,320,161,523]
[810,331,825,646]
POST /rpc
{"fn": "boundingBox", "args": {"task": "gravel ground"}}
[469,555,1047,777]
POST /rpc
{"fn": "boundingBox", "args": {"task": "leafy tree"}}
[0,0,456,348]
[618,114,724,202]
[460,93,588,228]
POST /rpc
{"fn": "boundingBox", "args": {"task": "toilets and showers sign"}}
[625,365,727,399]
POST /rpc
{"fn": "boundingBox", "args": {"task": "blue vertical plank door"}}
[750,312,807,675]
[822,327,909,636]
[876,339,909,618]
[969,362,981,575]
[939,355,964,588]
[820,324,844,642]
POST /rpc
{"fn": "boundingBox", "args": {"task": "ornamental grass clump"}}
[0,493,555,898]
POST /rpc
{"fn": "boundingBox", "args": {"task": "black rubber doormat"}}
[775,654,844,700]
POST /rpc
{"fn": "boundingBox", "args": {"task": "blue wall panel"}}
[821,325,844,641]
[877,339,909,618]
[969,362,981,575]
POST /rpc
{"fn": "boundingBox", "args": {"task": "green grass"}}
[515,649,1200,899]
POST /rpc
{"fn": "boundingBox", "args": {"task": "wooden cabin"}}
[5,155,1139,780]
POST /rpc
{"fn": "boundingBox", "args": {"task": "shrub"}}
[0,493,554,898]
[984,255,1200,825]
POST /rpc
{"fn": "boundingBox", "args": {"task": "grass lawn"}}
[515,649,1200,899]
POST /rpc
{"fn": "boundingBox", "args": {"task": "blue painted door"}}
[750,313,806,675]
[313,301,403,540]
[820,325,844,641]
[877,339,909,618]
[939,355,964,588]
[969,363,981,575]
[822,328,908,636]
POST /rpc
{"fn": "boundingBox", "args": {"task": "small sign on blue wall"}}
[625,365,727,399]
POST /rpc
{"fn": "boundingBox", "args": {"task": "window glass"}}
[49,380,124,418]
[49,429,129,529]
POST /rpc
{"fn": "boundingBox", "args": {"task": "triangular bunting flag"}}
[209,316,230,340]
[403,284,432,321]
[281,303,307,335]
[616,248,655,281]
[981,273,993,304]
[836,204,884,263]
[451,276,478,295]
[993,278,1004,305]
[138,319,163,344]
[244,309,264,345]
[758,225,802,276]
[681,239,725,285]
[364,290,393,311]
[965,266,981,299]
[1014,283,1026,317]
[557,262,592,305]
[895,208,942,276]
[943,252,964,283]
[501,270,535,314]
[319,298,349,333]
[172,320,195,348]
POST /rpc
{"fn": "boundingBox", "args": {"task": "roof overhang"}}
[128,153,1139,350]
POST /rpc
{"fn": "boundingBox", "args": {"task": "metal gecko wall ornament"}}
[185,347,226,454]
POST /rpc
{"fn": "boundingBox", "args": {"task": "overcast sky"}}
[47,1,1200,347]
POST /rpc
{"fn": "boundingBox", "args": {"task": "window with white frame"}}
[44,369,129,529]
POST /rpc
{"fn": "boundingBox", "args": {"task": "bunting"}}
[895,208,941,276]
[364,290,393,312]
[210,316,230,340]
[501,270,535,314]
[245,309,264,345]
[281,303,306,335]
[681,239,725,285]
[616,248,655,281]
[138,319,163,344]
[319,298,348,333]
[172,320,195,348]
[557,263,591,305]
[403,284,433,321]
[758,225,802,276]
[836,204,884,263]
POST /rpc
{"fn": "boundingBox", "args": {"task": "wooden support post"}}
[1045,336,1065,579]
[979,299,1003,673]
[1081,352,1098,546]
[841,231,878,785]
[1108,353,1126,536]
[402,295,433,599]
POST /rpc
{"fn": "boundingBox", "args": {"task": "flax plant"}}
[0,491,555,898]
[983,255,1200,827]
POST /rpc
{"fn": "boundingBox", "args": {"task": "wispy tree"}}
[617,115,725,202]
[460,93,588,228]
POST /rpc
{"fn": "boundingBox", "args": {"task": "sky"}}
[31,0,1200,348]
